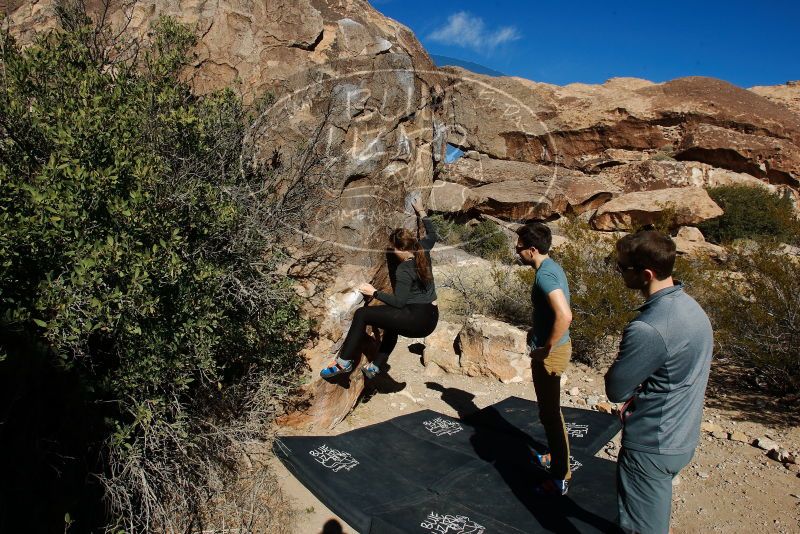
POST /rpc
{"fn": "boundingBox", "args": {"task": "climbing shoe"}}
[320,359,353,379]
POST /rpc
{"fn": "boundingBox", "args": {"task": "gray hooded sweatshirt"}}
[605,283,713,455]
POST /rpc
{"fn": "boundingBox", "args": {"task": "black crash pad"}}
[275,398,623,533]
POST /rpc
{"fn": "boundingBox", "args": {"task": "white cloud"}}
[428,12,521,52]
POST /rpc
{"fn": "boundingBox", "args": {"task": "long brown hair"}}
[389,228,433,286]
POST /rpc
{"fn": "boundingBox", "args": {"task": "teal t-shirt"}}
[531,257,571,348]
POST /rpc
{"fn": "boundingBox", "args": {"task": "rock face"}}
[442,70,800,187]
[441,156,619,220]
[604,159,775,193]
[750,81,800,116]
[591,187,724,231]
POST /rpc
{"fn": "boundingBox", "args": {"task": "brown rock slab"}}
[456,315,531,383]
[591,187,723,231]
[472,180,568,220]
[429,180,485,213]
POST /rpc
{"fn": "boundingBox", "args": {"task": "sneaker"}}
[361,363,381,379]
[533,478,569,497]
[530,449,551,471]
[320,359,353,379]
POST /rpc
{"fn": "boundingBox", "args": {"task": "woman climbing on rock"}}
[320,196,439,380]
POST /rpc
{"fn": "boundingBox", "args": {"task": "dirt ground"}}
[272,340,800,534]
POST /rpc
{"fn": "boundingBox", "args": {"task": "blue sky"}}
[371,0,800,88]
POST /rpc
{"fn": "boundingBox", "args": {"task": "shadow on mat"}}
[426,382,621,534]
[321,518,344,533]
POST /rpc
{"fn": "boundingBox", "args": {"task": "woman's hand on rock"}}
[358,283,376,297]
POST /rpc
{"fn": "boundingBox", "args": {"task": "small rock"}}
[698,471,710,479]
[784,463,800,474]
[595,402,614,414]
[568,387,580,396]
[754,437,779,451]
[586,395,600,406]
[711,430,727,440]
[672,474,682,486]
[701,421,723,434]
[728,430,749,443]
[574,398,587,406]
[583,377,594,383]
[768,449,795,463]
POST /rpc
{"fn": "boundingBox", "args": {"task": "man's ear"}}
[642,268,657,283]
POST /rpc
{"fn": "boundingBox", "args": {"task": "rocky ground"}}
[273,339,800,534]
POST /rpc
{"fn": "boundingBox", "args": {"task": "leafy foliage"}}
[698,185,799,244]
[0,13,309,531]
[699,243,800,394]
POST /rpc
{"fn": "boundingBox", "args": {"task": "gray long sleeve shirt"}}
[375,217,438,308]
[605,283,713,455]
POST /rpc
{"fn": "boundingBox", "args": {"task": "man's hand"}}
[530,346,550,362]
[358,283,376,297]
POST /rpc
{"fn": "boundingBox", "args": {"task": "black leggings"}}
[339,303,439,367]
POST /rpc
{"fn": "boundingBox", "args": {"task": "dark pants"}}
[617,447,694,534]
[531,341,572,480]
[339,303,439,367]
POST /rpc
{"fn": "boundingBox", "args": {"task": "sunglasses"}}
[616,262,639,273]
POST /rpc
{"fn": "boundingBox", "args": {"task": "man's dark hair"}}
[516,223,552,254]
[616,230,676,280]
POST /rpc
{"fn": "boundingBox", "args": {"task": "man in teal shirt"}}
[515,223,573,496]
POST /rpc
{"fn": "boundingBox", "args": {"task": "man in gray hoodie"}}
[605,230,713,534]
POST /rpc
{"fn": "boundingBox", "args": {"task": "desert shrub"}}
[0,12,310,532]
[462,220,514,262]
[556,219,641,367]
[699,185,799,245]
[428,214,467,245]
[699,243,800,394]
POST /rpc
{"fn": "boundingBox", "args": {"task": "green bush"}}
[699,185,799,245]
[555,219,641,367]
[0,13,308,531]
[463,220,514,262]
[428,214,467,246]
[699,243,799,394]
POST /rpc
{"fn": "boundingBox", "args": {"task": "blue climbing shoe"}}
[361,363,381,379]
[531,449,552,471]
[320,359,353,379]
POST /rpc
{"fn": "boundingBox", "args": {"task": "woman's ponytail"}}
[413,241,433,286]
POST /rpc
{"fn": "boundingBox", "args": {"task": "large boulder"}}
[591,187,723,231]
[421,320,464,374]
[673,227,727,260]
[421,316,534,385]
[456,315,531,384]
